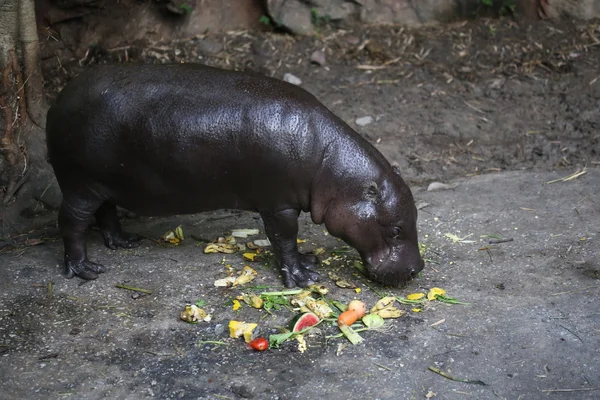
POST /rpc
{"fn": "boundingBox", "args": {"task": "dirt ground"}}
[1,17,600,399]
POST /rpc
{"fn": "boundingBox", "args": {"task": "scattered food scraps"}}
[362,314,385,329]
[228,320,258,343]
[204,236,239,254]
[231,228,259,238]
[406,293,426,300]
[248,337,269,351]
[252,239,271,247]
[163,225,184,244]
[373,307,405,319]
[335,279,357,289]
[214,276,236,287]
[303,298,334,319]
[427,287,446,301]
[337,321,364,345]
[307,284,329,295]
[291,312,320,332]
[234,266,258,286]
[242,252,259,261]
[347,300,366,318]
[237,293,264,309]
[232,299,241,311]
[328,271,358,289]
[370,296,397,313]
[269,312,322,348]
[214,266,258,287]
[296,334,307,353]
[180,304,211,323]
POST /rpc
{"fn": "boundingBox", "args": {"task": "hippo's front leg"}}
[260,209,320,288]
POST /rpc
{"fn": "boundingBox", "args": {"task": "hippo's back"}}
[45,63,334,214]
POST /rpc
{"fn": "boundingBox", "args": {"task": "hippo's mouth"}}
[360,253,424,287]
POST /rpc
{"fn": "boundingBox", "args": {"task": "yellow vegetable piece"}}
[355,288,361,293]
[427,287,446,301]
[250,295,264,309]
[297,239,307,244]
[370,296,397,313]
[304,297,334,319]
[373,307,405,319]
[228,320,258,343]
[242,252,257,261]
[407,293,426,300]
[232,299,241,311]
[233,266,258,286]
[412,308,422,313]
[180,305,211,322]
[296,334,307,353]
[238,294,264,309]
[204,243,237,254]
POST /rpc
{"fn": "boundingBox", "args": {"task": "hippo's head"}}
[323,166,424,286]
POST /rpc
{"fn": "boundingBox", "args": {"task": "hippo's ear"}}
[365,182,379,201]
[392,165,402,177]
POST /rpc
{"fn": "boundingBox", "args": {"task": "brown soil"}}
[41,17,600,185]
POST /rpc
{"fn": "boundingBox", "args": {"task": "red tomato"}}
[249,337,269,351]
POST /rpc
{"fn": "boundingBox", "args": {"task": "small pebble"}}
[355,116,374,126]
[214,324,225,335]
[427,182,456,191]
[310,50,326,66]
[283,73,302,86]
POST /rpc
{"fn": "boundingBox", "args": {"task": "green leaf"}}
[362,314,385,329]
[435,295,470,305]
[195,299,207,307]
[331,300,347,312]
[269,332,294,348]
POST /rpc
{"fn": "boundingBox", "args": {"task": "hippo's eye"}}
[391,226,403,239]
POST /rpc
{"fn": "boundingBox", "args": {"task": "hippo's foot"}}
[281,254,321,288]
[102,231,141,250]
[65,259,106,280]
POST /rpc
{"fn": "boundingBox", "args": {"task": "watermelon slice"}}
[290,312,320,332]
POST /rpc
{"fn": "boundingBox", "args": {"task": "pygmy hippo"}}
[45,63,424,288]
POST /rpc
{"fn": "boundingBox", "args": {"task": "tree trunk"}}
[0,0,60,235]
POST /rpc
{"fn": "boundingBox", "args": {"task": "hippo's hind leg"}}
[59,196,106,280]
[94,202,141,250]
[260,209,320,288]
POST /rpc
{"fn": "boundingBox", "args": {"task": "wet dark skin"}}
[46,63,424,288]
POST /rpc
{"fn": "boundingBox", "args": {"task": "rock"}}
[355,116,374,126]
[267,0,314,35]
[283,73,302,86]
[427,182,457,192]
[310,50,326,66]
[267,0,358,35]
[310,0,357,21]
[358,0,420,26]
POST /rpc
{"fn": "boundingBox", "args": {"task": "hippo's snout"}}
[361,245,424,287]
